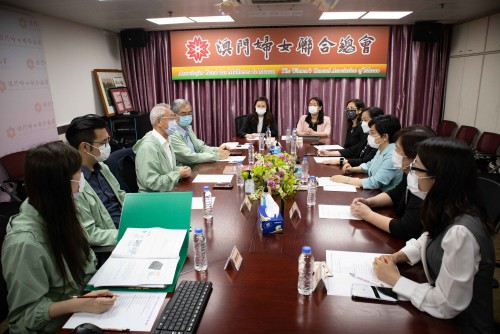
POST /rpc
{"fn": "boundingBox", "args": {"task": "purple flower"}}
[267,180,276,189]
[278,168,286,176]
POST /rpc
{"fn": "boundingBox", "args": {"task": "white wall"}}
[0,6,121,201]
[38,14,121,127]
[443,13,500,140]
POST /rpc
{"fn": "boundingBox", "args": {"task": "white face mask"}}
[367,135,380,149]
[86,143,111,162]
[308,106,319,115]
[255,107,266,116]
[72,177,85,199]
[407,172,429,200]
[361,121,370,133]
[392,150,404,169]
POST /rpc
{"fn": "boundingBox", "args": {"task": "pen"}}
[349,273,383,287]
[72,295,116,299]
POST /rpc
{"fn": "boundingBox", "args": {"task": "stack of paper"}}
[88,228,186,288]
[316,177,357,192]
[314,144,344,150]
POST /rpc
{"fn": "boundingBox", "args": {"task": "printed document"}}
[219,156,246,163]
[88,228,185,288]
[313,144,344,150]
[313,157,340,163]
[318,205,361,220]
[192,196,216,210]
[193,174,234,183]
[325,250,391,296]
[63,292,167,331]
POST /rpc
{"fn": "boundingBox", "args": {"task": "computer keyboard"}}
[153,280,213,334]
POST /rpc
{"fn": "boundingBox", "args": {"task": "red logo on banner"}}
[6,127,16,139]
[185,36,211,64]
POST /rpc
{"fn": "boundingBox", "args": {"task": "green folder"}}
[88,192,192,293]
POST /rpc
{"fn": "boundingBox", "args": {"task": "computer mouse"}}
[72,323,103,334]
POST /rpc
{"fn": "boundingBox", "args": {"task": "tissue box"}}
[258,205,284,234]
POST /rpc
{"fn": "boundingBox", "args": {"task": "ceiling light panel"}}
[189,16,234,23]
[147,17,193,25]
[362,12,413,20]
[319,12,366,20]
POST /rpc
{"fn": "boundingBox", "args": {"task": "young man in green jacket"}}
[170,99,231,166]
[66,115,123,246]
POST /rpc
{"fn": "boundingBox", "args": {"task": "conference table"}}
[166,138,459,334]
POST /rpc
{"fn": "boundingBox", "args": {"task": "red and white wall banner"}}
[170,26,389,80]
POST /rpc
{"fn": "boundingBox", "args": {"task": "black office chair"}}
[104,148,138,193]
[477,177,500,233]
[0,214,9,328]
[235,115,247,137]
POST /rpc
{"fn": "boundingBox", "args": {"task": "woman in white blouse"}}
[373,137,495,333]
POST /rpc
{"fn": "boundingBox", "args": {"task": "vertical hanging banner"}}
[170,26,389,80]
[0,8,58,158]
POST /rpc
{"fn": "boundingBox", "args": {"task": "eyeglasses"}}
[409,161,434,178]
[179,112,193,117]
[161,116,176,122]
[91,137,110,148]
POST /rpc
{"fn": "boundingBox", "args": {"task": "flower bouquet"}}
[247,152,298,200]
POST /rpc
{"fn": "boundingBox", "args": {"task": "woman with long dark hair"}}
[238,96,278,139]
[296,97,331,137]
[2,142,115,332]
[373,137,495,333]
[343,98,365,148]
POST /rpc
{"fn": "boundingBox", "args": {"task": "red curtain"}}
[121,25,451,146]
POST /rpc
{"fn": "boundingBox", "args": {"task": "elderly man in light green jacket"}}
[133,104,191,192]
[170,99,231,167]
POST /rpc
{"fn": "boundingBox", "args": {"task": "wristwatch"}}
[340,157,344,166]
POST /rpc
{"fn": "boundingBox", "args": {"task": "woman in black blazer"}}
[238,97,278,138]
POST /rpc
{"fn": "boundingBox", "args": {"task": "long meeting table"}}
[170,138,459,334]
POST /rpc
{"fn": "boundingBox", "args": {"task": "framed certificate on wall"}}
[93,69,127,116]
[110,87,134,114]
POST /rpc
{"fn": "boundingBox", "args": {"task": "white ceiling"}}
[1,0,499,33]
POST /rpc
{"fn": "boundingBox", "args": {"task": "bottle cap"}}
[302,157,307,161]
[195,227,203,234]
[309,175,316,180]
[238,161,242,165]
[302,246,312,253]
[203,186,209,191]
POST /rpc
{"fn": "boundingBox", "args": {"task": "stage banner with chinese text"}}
[170,26,389,80]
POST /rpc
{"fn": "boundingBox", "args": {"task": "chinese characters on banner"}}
[170,26,389,80]
[0,8,58,158]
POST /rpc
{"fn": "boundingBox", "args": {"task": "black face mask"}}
[346,109,357,120]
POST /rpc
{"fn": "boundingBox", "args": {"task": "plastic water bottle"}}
[298,246,314,295]
[265,127,271,140]
[202,186,213,223]
[292,127,297,138]
[237,162,244,187]
[301,157,309,185]
[248,144,255,164]
[259,133,265,153]
[307,176,317,207]
[291,133,297,156]
[245,172,254,194]
[294,158,302,181]
[193,228,208,271]
[286,126,291,143]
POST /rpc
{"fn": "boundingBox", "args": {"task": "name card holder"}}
[224,246,243,271]
[289,201,302,222]
[239,195,252,212]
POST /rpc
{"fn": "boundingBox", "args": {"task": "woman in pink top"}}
[296,97,331,137]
